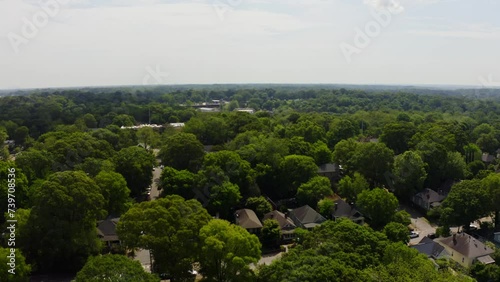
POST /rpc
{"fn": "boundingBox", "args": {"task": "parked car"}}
[409,231,419,239]
[427,233,436,239]
[469,224,478,231]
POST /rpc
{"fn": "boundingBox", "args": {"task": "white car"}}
[409,231,419,239]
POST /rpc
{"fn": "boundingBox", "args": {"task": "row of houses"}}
[234,205,327,242]
[411,233,496,268]
[234,199,365,242]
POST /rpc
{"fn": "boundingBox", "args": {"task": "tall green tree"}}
[199,219,261,282]
[296,176,333,208]
[75,255,159,282]
[25,171,105,272]
[392,151,427,199]
[278,155,318,199]
[137,127,160,151]
[338,172,369,203]
[326,119,357,148]
[159,166,197,200]
[207,181,242,219]
[114,146,155,197]
[245,196,272,219]
[481,174,500,231]
[94,171,131,216]
[440,180,490,229]
[200,150,255,197]
[357,188,399,229]
[332,138,358,175]
[261,219,281,248]
[380,122,416,155]
[352,142,394,187]
[158,133,205,172]
[117,196,211,280]
[383,222,410,244]
[476,133,499,154]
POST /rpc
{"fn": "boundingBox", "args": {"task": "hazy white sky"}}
[1,0,499,89]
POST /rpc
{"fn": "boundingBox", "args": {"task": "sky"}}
[0,0,499,89]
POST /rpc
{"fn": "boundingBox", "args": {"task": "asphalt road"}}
[135,166,163,271]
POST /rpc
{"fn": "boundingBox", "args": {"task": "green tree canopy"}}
[75,255,159,282]
[158,133,205,172]
[199,219,261,282]
[200,150,255,197]
[392,151,427,199]
[352,142,394,187]
[481,174,500,231]
[117,195,211,280]
[159,166,197,200]
[357,188,399,229]
[383,222,410,244]
[296,176,333,208]
[25,171,105,272]
[94,171,131,216]
[278,155,318,199]
[380,122,416,155]
[261,219,281,248]
[440,180,490,229]
[245,196,272,219]
[338,172,369,204]
[113,146,155,197]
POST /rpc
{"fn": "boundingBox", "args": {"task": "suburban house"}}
[435,233,495,267]
[234,108,255,114]
[411,237,449,260]
[97,218,121,247]
[332,199,364,225]
[234,209,263,234]
[318,163,341,183]
[288,205,327,230]
[482,153,496,163]
[412,188,446,211]
[263,210,297,242]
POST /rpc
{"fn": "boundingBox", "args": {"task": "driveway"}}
[400,205,437,245]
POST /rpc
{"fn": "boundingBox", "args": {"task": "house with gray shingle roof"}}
[289,205,326,230]
[97,218,120,247]
[332,199,364,225]
[412,188,446,211]
[235,209,262,234]
[263,210,296,241]
[411,237,449,259]
[435,233,495,267]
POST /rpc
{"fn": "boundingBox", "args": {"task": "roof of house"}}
[97,218,120,242]
[318,163,338,173]
[414,188,445,204]
[436,233,495,259]
[411,237,448,259]
[263,210,296,231]
[482,153,496,163]
[235,209,263,229]
[332,199,363,220]
[289,205,326,227]
[477,255,495,264]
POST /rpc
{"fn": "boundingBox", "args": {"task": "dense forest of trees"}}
[2,85,500,281]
